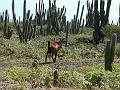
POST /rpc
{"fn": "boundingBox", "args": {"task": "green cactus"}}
[46,0,67,35]
[110,34,117,64]
[75,0,80,23]
[0,12,4,23]
[79,5,84,26]
[119,4,120,25]
[100,0,105,27]
[74,0,80,34]
[12,0,33,43]
[53,70,58,86]
[44,77,51,87]
[105,41,111,71]
[3,10,8,37]
[65,21,69,46]
[35,0,46,35]
[105,34,117,71]
[82,19,85,29]
[86,0,112,44]
[70,0,84,34]
[105,0,112,24]
[3,9,13,39]
[31,60,38,69]
[22,0,26,42]
[29,25,33,40]
[32,16,37,38]
[46,12,51,35]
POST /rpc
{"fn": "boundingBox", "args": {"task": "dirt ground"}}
[0,59,120,90]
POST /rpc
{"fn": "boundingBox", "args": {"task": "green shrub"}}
[84,71,105,86]
[2,64,120,89]
[6,67,32,81]
[59,70,83,87]
[102,24,120,38]
[84,69,120,89]
[10,81,31,90]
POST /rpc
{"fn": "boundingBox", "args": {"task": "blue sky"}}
[0,0,119,24]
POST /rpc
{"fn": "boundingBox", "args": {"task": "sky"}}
[0,0,119,24]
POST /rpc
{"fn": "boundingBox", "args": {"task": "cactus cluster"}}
[86,0,112,44]
[0,12,4,23]
[70,1,84,34]
[3,10,13,39]
[1,10,13,39]
[105,34,117,71]
[11,0,71,43]
[12,0,35,43]
[35,0,46,35]
[46,0,67,35]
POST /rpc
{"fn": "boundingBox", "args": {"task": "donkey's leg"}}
[52,53,55,62]
[45,51,49,63]
[54,52,57,62]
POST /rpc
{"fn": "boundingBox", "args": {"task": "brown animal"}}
[45,38,64,63]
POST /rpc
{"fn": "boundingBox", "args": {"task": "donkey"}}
[45,38,64,63]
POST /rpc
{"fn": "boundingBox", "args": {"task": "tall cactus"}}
[70,0,84,34]
[0,12,4,23]
[86,0,112,44]
[110,34,117,64]
[100,0,105,27]
[74,0,80,34]
[86,0,94,27]
[119,4,120,26]
[3,10,8,37]
[105,34,117,71]
[105,41,111,71]
[3,9,13,39]
[79,5,84,26]
[82,19,85,29]
[35,0,46,35]
[105,0,112,24]
[65,21,69,46]
[12,0,33,43]
[75,0,80,23]
[46,0,67,35]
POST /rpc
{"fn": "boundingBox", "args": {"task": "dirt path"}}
[0,59,120,90]
[0,59,105,72]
